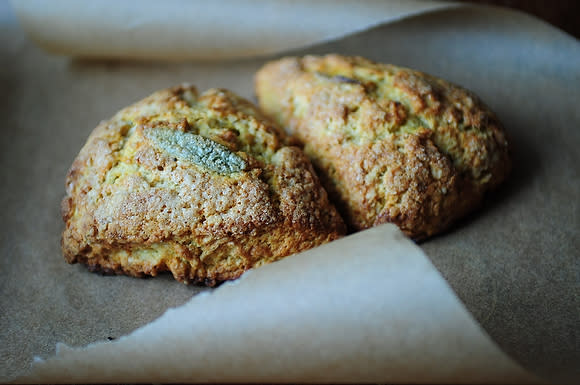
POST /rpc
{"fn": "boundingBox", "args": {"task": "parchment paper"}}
[1,1,579,384]
[18,225,536,384]
[11,0,457,60]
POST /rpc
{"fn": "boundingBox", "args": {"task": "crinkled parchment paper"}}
[1,1,578,383]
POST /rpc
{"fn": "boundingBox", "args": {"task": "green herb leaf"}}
[147,128,246,174]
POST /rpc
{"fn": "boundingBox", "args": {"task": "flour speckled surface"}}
[256,55,511,239]
[61,85,345,285]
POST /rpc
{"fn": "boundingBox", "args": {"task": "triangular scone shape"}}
[61,85,345,285]
[255,55,511,240]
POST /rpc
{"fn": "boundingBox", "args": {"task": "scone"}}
[61,85,345,285]
[255,55,510,239]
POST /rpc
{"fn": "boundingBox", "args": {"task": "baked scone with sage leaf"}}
[61,85,345,285]
[255,55,510,240]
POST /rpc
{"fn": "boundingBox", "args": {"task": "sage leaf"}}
[147,128,246,174]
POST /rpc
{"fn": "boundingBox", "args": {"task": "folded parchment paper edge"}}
[15,225,541,384]
[10,0,461,61]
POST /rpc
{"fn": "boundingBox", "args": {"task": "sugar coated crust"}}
[255,55,510,239]
[61,85,345,285]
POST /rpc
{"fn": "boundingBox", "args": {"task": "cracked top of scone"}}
[255,55,511,239]
[61,85,345,285]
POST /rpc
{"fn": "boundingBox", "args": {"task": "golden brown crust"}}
[255,55,510,239]
[61,85,345,285]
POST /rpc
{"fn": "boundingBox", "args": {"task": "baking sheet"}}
[1,1,579,383]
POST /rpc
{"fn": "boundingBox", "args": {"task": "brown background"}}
[461,0,580,38]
